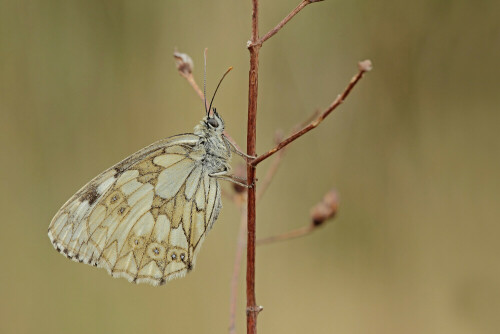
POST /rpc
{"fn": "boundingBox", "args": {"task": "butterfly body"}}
[48,111,237,286]
[195,110,232,174]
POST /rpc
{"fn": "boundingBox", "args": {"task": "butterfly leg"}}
[209,171,254,188]
[223,136,256,161]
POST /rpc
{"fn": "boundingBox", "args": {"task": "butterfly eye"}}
[207,118,219,128]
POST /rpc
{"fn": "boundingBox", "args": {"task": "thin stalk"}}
[246,0,260,332]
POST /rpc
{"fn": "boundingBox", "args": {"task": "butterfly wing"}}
[48,134,222,286]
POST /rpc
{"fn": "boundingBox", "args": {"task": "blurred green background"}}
[1,1,499,333]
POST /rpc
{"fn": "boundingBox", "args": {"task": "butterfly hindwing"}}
[48,134,222,286]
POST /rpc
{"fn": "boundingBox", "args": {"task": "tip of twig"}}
[173,50,194,75]
[310,189,339,226]
[358,60,373,72]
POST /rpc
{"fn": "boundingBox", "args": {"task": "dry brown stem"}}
[229,131,284,332]
[245,1,260,332]
[257,225,315,245]
[251,60,372,166]
[257,189,339,245]
[250,0,323,48]
[245,2,371,333]
[177,3,371,333]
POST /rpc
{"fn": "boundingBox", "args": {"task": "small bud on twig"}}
[310,189,339,226]
[358,59,373,72]
[173,50,194,75]
[257,189,339,246]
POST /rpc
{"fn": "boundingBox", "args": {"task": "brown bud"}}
[310,189,339,226]
[322,189,339,209]
[173,51,194,75]
[358,59,373,72]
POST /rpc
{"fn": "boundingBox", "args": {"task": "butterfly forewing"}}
[48,133,222,286]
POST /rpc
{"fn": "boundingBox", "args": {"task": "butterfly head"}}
[198,51,231,137]
[197,108,225,135]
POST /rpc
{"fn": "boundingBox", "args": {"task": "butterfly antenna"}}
[208,66,233,114]
[203,48,208,115]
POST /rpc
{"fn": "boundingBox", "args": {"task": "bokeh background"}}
[1,1,499,333]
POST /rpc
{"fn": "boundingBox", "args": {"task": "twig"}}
[251,60,373,166]
[181,71,205,102]
[229,205,247,334]
[257,225,315,245]
[251,0,324,48]
[172,1,371,333]
[243,0,371,332]
[258,188,339,245]
[246,0,260,332]
[228,132,285,333]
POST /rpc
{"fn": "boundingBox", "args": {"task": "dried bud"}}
[232,164,247,194]
[173,51,194,75]
[322,189,338,209]
[310,189,339,226]
[358,59,373,72]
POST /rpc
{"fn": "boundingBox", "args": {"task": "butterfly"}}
[48,65,251,286]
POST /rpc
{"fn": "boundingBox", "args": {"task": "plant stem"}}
[255,0,316,47]
[251,61,372,166]
[246,0,260,332]
[257,225,315,245]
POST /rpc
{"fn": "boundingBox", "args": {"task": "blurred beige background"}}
[1,1,499,333]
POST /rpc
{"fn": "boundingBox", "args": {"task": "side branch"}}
[258,189,338,245]
[257,225,315,245]
[251,60,372,166]
[250,0,324,47]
